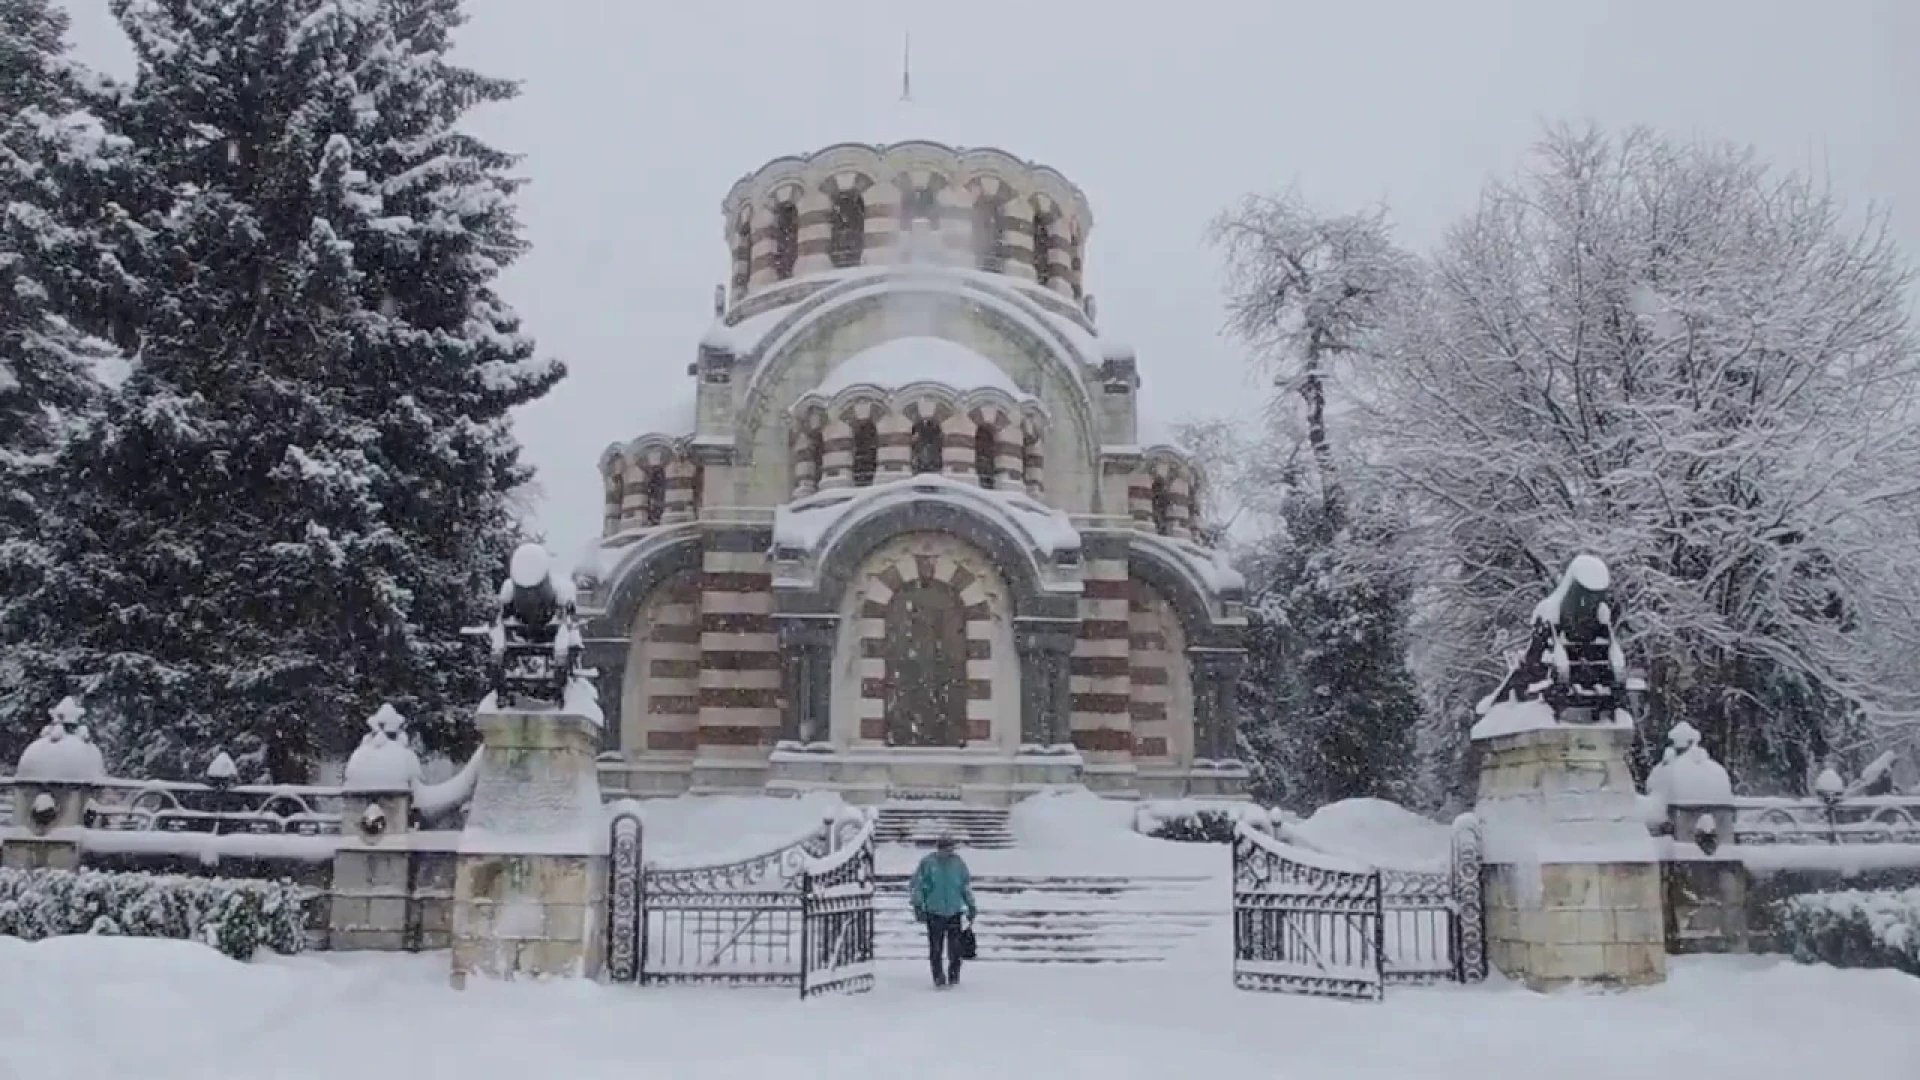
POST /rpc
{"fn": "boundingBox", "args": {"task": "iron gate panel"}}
[799,814,877,998]
[602,807,873,988]
[1378,865,1455,985]
[1232,827,1385,1001]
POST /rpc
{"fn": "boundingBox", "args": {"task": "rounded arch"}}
[1127,535,1237,651]
[589,531,704,640]
[734,279,1101,473]
[787,495,1078,623]
[829,531,1021,751]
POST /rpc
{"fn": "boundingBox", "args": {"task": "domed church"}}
[575,140,1247,805]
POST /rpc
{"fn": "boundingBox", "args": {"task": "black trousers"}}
[926,913,965,985]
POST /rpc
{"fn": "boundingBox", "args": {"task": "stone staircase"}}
[874,800,1015,849]
[873,872,1224,964]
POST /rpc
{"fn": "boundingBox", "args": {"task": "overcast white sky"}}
[58,0,1917,565]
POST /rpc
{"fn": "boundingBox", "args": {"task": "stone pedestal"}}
[1474,721,1666,990]
[1,781,89,870]
[450,708,607,986]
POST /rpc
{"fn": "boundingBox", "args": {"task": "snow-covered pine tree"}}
[0,0,142,765]
[317,0,564,758]
[1209,192,1424,811]
[6,0,560,781]
[1365,125,1920,794]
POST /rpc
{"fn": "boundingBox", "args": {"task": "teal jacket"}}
[910,851,976,920]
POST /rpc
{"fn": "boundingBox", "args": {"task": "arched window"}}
[771,202,799,279]
[828,191,866,268]
[643,467,667,526]
[910,418,943,475]
[972,197,1004,271]
[807,428,825,482]
[732,213,753,293]
[690,463,704,517]
[1032,210,1054,287]
[851,420,879,487]
[882,581,969,747]
[1149,476,1171,535]
[974,425,997,488]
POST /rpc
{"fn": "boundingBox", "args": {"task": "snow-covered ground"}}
[3,936,1916,1080]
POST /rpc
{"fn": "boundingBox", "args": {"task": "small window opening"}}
[910,419,943,475]
[771,202,799,279]
[1149,476,1171,536]
[974,425,997,488]
[643,467,667,526]
[973,198,1004,271]
[828,191,866,268]
[851,421,879,487]
[1032,211,1054,287]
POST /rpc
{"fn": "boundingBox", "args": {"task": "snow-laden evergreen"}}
[1362,125,1920,797]
[4,0,561,781]
[0,0,141,765]
[1205,192,1423,811]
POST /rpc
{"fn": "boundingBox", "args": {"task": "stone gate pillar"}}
[1474,712,1666,990]
[450,703,608,986]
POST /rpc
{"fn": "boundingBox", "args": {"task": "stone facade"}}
[580,140,1248,805]
[1474,724,1668,989]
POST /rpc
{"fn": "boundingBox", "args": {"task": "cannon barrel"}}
[506,575,560,626]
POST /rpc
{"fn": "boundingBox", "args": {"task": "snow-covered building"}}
[576,141,1246,804]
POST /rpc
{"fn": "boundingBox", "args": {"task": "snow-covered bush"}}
[1774,887,1920,976]
[0,867,312,960]
[1143,809,1240,844]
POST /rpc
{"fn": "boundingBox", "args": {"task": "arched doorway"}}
[881,579,970,747]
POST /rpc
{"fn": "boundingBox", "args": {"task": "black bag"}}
[958,923,977,960]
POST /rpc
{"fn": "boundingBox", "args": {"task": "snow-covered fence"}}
[604,807,873,989]
[798,809,878,998]
[1716,795,1920,847]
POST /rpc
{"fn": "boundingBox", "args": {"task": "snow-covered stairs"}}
[873,802,1015,849]
[872,870,1224,964]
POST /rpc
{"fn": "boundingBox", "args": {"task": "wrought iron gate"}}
[1233,812,1486,1001]
[798,818,876,998]
[603,807,873,990]
[1232,827,1385,1001]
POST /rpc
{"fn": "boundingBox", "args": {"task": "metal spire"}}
[901,33,912,102]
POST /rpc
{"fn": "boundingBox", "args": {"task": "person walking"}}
[910,832,977,988]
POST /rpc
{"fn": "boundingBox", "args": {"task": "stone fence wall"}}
[1661,794,1920,955]
[0,775,466,952]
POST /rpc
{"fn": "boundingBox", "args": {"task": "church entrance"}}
[881,579,969,747]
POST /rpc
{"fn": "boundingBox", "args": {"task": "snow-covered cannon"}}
[464,543,584,708]
[1478,554,1630,723]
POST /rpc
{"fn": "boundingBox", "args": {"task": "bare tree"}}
[1359,124,1920,793]
[1212,192,1411,516]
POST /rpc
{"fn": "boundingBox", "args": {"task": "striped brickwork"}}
[697,532,781,752]
[1127,579,1183,762]
[720,142,1092,304]
[1070,542,1134,759]
[1129,455,1201,541]
[622,571,702,754]
[791,393,1041,495]
[851,540,1003,746]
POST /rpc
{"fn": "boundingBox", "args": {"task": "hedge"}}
[1773,886,1920,977]
[0,866,314,961]
[1138,806,1243,844]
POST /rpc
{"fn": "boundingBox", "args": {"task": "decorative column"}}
[1187,648,1248,797]
[776,615,836,747]
[581,636,626,756]
[1014,619,1075,749]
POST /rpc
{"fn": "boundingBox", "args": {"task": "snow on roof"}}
[809,336,1032,401]
[1130,529,1245,598]
[773,475,1081,588]
[1532,554,1612,624]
